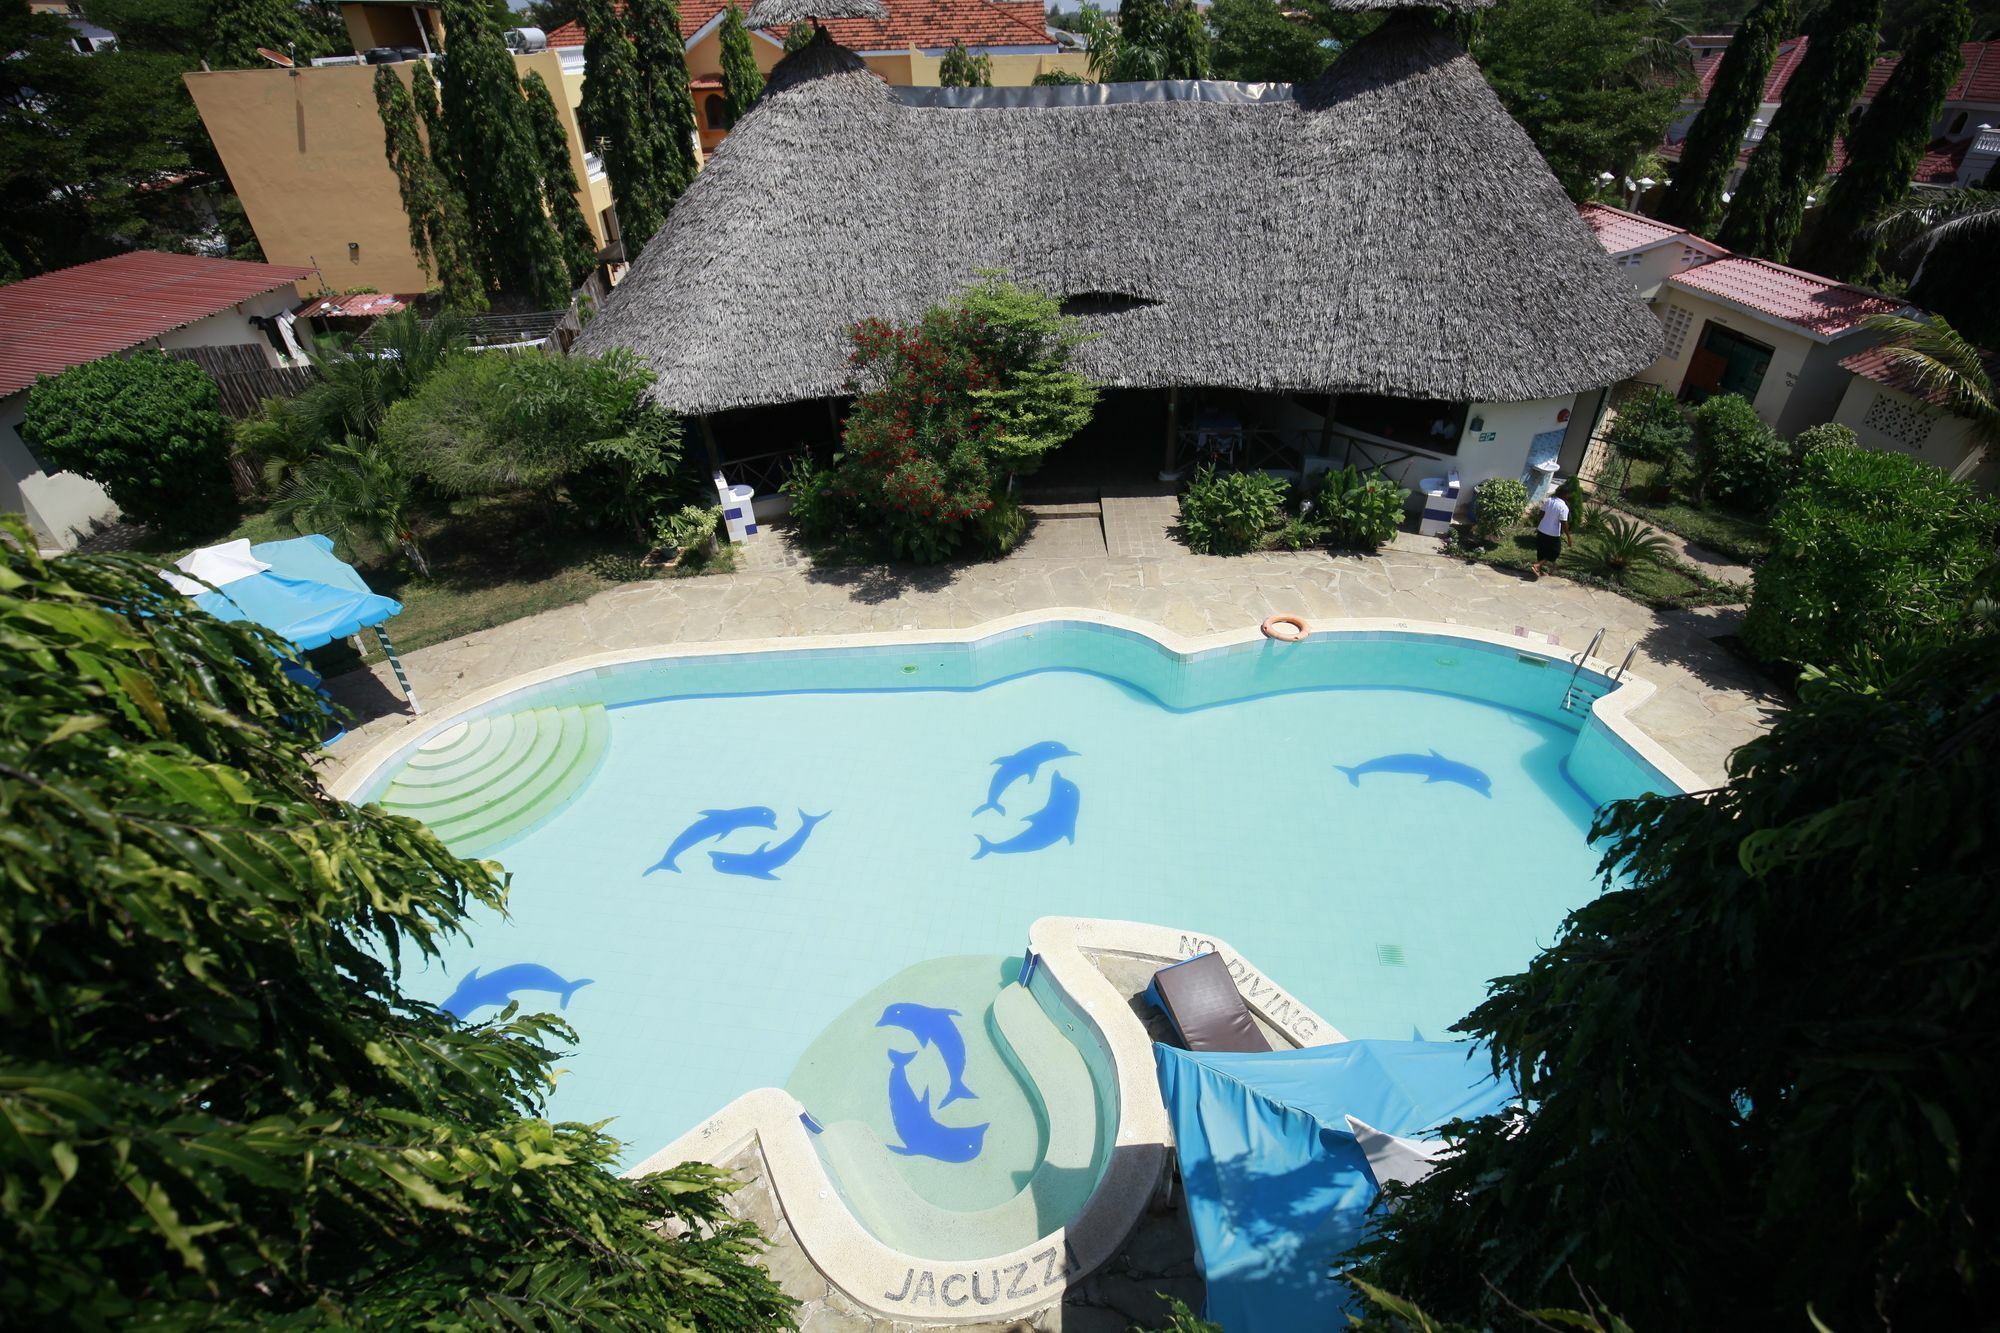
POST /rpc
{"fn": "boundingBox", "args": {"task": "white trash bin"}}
[713,472,759,543]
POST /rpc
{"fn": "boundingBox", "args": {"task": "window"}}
[1949,110,1969,136]
[706,94,734,131]
[1333,394,1469,455]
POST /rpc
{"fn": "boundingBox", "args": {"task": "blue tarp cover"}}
[193,535,401,650]
[1154,1039,1516,1331]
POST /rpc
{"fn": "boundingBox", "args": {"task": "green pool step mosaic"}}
[379,704,611,856]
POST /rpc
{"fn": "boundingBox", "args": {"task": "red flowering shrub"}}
[791,278,1095,564]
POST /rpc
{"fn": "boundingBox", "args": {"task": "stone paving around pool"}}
[323,505,1780,789]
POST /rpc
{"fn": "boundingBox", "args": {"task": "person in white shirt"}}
[1532,485,1571,578]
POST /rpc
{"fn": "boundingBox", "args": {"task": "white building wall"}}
[153,288,305,366]
[1635,290,1818,431]
[1,392,118,550]
[1832,377,1991,488]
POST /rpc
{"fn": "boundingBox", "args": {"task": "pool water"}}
[370,626,1671,1257]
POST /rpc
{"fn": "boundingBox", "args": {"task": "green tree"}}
[384,348,661,501]
[1690,391,1784,509]
[521,69,601,285]
[1863,312,2000,458]
[0,520,798,1327]
[1,0,240,276]
[20,351,233,537]
[1718,0,1882,260]
[1353,628,2000,1329]
[435,0,573,307]
[939,40,994,87]
[1604,384,1693,491]
[627,0,701,201]
[1658,0,1794,236]
[720,4,764,125]
[1798,0,1974,280]
[1094,0,1210,79]
[1208,0,1335,84]
[208,0,315,67]
[374,65,487,312]
[411,58,450,162]
[782,18,819,54]
[579,0,665,253]
[274,436,430,572]
[1742,442,1999,668]
[1471,0,1692,199]
[1873,188,2000,345]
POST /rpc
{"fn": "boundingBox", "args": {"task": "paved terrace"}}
[318,498,1782,1329]
[324,498,1779,789]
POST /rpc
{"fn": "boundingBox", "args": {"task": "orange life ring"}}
[1262,615,1309,642]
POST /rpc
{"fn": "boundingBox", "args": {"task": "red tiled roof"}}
[0,251,317,399]
[1694,36,1810,101]
[1576,202,1686,254]
[1841,340,2000,408]
[295,291,413,318]
[1668,255,1903,337]
[549,0,1052,52]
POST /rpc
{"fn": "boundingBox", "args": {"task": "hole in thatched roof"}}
[1059,291,1160,318]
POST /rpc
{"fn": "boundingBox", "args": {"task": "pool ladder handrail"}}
[1563,628,1607,713]
[1611,645,1639,682]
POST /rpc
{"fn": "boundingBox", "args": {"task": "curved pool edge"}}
[326,609,1707,805]
[618,915,1341,1326]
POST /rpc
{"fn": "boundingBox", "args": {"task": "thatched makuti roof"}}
[578,18,1660,414]
[744,0,886,29]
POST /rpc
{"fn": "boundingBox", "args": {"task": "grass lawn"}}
[152,494,733,668]
[1594,461,1775,563]
[1465,527,1744,608]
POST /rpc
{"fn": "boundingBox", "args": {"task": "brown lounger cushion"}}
[1151,951,1270,1053]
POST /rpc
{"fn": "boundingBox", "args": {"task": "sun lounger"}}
[1145,951,1271,1053]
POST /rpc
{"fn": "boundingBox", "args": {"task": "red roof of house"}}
[1668,255,1903,338]
[0,251,317,399]
[1576,202,1686,254]
[548,0,1051,52]
[1694,39,2000,107]
[1841,340,1999,408]
[295,291,414,319]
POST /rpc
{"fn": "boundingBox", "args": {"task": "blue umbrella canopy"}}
[187,535,401,651]
[1154,1039,1516,1329]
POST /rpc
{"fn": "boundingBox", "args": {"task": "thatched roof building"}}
[579,15,1661,416]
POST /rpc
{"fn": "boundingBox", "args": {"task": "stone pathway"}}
[322,524,1781,788]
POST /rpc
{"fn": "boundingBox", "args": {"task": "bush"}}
[781,455,854,541]
[1567,513,1674,584]
[653,503,721,555]
[21,351,234,536]
[1787,420,1856,483]
[1351,631,2000,1330]
[819,276,1094,563]
[1605,385,1691,490]
[1180,465,1288,554]
[1471,476,1529,542]
[974,494,1031,555]
[0,520,796,1327]
[1316,464,1408,551]
[1742,444,2000,670]
[1691,394,1784,511]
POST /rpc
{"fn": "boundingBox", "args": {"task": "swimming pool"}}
[347,615,1683,1265]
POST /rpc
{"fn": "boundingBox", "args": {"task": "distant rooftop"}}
[1575,202,1686,256]
[547,0,1054,53]
[0,251,317,398]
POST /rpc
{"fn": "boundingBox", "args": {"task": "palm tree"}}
[274,437,430,575]
[1862,312,2000,456]
[300,310,469,445]
[1870,188,2000,286]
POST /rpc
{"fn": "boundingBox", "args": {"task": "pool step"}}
[378,704,611,857]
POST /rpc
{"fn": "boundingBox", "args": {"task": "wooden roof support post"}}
[697,414,724,472]
[1160,386,1182,483]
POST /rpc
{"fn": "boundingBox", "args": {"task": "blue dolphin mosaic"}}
[645,806,779,874]
[710,809,829,880]
[878,1002,977,1107]
[1336,750,1493,798]
[441,963,594,1020]
[885,1049,990,1163]
[973,741,1078,817]
[973,772,1080,859]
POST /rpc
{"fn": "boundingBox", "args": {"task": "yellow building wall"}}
[186,52,609,298]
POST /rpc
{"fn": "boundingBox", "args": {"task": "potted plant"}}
[645,504,723,568]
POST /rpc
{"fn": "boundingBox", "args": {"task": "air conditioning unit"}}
[505,26,548,52]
